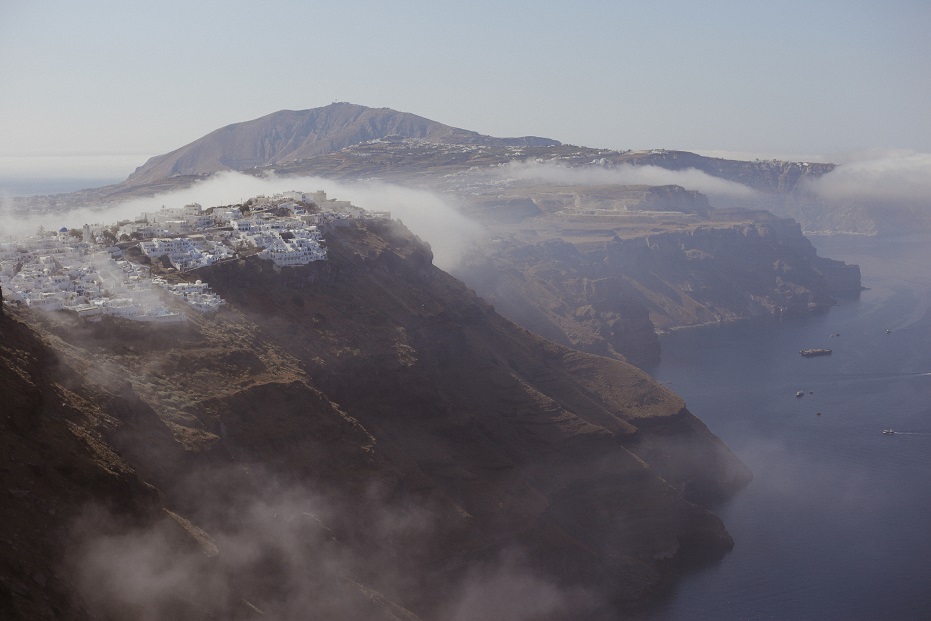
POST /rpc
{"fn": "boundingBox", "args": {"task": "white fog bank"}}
[805,150,931,204]
[498,160,760,199]
[0,171,482,271]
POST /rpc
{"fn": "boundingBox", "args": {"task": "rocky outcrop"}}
[637,184,713,215]
[0,219,749,619]
[603,210,862,327]
[453,240,663,367]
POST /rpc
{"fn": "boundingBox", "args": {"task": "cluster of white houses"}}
[139,236,235,271]
[126,190,388,270]
[154,278,226,314]
[0,190,387,321]
[0,233,222,322]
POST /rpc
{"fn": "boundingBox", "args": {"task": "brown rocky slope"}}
[1,219,749,619]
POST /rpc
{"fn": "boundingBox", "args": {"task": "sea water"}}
[0,177,122,197]
[643,234,931,620]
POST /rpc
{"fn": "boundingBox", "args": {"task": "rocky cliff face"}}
[455,209,861,366]
[600,210,863,327]
[452,239,664,367]
[0,219,749,619]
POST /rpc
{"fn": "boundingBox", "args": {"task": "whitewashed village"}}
[0,190,389,322]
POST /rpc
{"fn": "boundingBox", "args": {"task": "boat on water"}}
[800,348,832,357]
[796,391,805,398]
[883,429,895,435]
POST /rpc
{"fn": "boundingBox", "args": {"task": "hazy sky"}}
[1,0,929,179]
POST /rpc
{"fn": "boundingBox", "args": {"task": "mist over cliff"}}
[10,104,930,241]
[0,218,750,619]
[795,149,931,234]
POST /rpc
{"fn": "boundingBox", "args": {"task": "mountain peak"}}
[126,103,560,185]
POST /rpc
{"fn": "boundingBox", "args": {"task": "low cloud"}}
[804,149,931,204]
[441,550,593,621]
[0,171,482,271]
[307,177,484,271]
[498,159,760,199]
[67,476,404,621]
[67,469,590,621]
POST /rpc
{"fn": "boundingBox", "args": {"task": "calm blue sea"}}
[643,234,931,620]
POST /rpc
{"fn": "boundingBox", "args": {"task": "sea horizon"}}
[0,176,124,198]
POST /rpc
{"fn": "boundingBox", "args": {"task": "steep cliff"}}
[0,219,749,619]
[455,209,861,366]
[598,210,862,328]
[452,239,664,367]
[0,312,165,620]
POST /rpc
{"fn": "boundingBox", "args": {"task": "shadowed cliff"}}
[454,208,861,366]
[0,218,749,619]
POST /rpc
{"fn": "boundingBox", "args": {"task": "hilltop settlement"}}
[0,190,388,322]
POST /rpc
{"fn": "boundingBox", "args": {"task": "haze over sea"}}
[0,154,144,199]
[645,234,931,620]
[0,177,122,198]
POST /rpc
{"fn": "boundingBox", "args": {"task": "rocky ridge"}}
[124,103,559,187]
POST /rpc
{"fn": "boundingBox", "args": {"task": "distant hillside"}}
[125,102,560,186]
